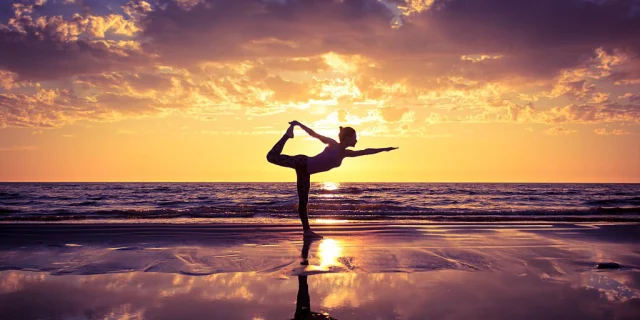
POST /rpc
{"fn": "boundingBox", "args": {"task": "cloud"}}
[379,106,410,122]
[0,89,83,128]
[545,126,576,135]
[507,103,536,123]
[0,85,183,128]
[619,93,640,102]
[594,128,631,135]
[115,128,138,135]
[75,71,174,94]
[541,104,640,124]
[0,1,148,80]
[263,76,316,103]
[0,0,639,135]
[3,0,640,85]
[139,0,640,82]
[0,145,38,152]
[546,80,597,100]
[0,71,19,90]
[589,92,610,104]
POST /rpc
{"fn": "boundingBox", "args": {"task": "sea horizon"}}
[2,181,640,183]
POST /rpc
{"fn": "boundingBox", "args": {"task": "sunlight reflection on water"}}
[318,239,343,268]
[322,182,340,191]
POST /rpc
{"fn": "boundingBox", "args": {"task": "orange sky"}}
[0,0,639,182]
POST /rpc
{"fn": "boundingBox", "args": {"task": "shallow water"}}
[1,223,639,319]
[1,223,639,276]
[1,269,639,320]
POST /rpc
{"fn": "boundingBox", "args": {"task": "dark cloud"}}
[0,31,138,80]
[140,0,392,65]
[608,56,640,84]
[136,0,640,84]
[0,1,148,81]
[419,0,640,78]
[3,0,640,82]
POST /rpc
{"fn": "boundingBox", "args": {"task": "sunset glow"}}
[1,0,639,182]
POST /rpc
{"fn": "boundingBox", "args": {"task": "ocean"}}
[1,182,639,222]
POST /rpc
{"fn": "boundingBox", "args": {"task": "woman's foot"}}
[303,230,323,239]
[285,125,295,139]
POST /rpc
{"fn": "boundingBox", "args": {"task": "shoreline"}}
[1,222,639,272]
[2,214,640,224]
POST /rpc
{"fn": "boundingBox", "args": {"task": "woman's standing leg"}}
[296,166,311,231]
[296,161,322,238]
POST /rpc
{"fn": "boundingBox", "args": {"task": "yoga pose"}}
[266,120,398,238]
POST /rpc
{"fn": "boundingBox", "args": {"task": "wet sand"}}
[0,222,639,319]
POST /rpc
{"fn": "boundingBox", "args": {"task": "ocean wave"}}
[1,206,638,222]
[69,201,101,206]
[0,207,22,214]
[585,197,640,207]
[0,191,23,199]
[2,182,640,223]
[157,200,190,206]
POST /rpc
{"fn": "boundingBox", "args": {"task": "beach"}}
[1,222,639,319]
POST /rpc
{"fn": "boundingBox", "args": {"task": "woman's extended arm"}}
[344,147,398,157]
[290,121,337,145]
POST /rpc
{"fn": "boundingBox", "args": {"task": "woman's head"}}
[339,126,357,147]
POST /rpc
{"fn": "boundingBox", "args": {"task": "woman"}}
[266,120,398,238]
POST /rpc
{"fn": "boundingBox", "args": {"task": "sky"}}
[0,0,639,182]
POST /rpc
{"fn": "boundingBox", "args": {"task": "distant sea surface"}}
[1,183,639,222]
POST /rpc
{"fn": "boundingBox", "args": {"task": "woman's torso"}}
[306,144,344,175]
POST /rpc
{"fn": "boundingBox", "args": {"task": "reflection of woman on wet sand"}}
[292,239,338,320]
[267,121,398,238]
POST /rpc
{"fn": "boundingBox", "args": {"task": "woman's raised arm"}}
[290,121,338,145]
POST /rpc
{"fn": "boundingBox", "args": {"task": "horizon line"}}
[1,181,639,184]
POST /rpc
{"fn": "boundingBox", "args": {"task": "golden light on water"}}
[316,219,349,224]
[318,239,343,267]
[322,182,340,191]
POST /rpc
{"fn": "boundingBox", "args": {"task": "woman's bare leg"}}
[296,170,311,231]
[268,125,321,238]
[297,170,322,238]
[266,125,296,167]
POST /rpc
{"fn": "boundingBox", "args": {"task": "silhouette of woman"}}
[266,121,398,238]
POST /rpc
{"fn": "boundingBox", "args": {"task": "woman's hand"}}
[289,120,301,127]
